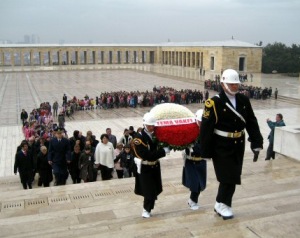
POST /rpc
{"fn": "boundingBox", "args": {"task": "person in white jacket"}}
[95,134,115,180]
[118,128,132,146]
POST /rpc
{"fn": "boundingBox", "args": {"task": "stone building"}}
[0,39,262,73]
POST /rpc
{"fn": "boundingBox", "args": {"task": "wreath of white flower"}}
[150,103,195,120]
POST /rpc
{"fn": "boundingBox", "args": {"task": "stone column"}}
[86,50,91,64]
[10,51,15,66]
[93,50,97,64]
[190,52,194,68]
[30,51,34,66]
[195,52,198,68]
[146,50,150,64]
[0,51,4,66]
[186,52,189,67]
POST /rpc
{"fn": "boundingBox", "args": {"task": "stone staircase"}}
[0,152,300,238]
[275,95,300,106]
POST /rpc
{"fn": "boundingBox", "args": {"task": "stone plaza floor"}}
[0,65,300,237]
[0,65,299,176]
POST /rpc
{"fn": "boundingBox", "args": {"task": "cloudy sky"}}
[0,0,299,46]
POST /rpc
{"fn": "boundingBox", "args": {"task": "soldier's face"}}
[145,125,154,133]
[222,83,239,96]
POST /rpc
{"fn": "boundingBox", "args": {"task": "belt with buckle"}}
[214,129,244,138]
[141,160,159,166]
[186,156,203,161]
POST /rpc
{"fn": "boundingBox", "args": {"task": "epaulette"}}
[203,98,218,124]
[205,98,215,108]
[132,138,148,147]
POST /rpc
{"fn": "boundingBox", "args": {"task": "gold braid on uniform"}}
[204,99,218,124]
[131,138,148,160]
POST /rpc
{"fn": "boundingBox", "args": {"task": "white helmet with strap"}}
[143,112,156,126]
[221,69,241,84]
[221,69,240,95]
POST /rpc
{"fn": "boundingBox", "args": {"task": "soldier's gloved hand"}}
[163,147,171,154]
[252,149,260,162]
[185,146,193,155]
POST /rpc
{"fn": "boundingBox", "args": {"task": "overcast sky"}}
[0,0,299,46]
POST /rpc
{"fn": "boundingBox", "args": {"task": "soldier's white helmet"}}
[195,109,203,121]
[143,112,156,126]
[221,69,241,84]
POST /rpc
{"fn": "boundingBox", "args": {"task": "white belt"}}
[214,129,244,138]
[141,160,159,166]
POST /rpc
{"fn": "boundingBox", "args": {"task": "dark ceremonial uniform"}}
[182,140,207,203]
[131,128,166,213]
[200,90,263,206]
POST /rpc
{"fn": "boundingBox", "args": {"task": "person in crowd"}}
[53,101,59,117]
[69,130,85,152]
[20,109,28,126]
[14,141,34,189]
[86,130,99,147]
[114,143,124,179]
[62,94,67,106]
[48,128,71,186]
[116,144,135,178]
[36,146,53,187]
[131,112,169,218]
[137,127,143,133]
[129,126,137,138]
[118,128,133,146]
[58,111,65,129]
[79,145,96,182]
[106,128,117,149]
[182,109,207,210]
[200,69,263,220]
[274,88,278,99]
[265,113,286,160]
[69,144,81,184]
[95,133,115,180]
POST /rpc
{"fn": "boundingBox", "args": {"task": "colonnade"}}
[0,47,156,66]
[161,50,204,68]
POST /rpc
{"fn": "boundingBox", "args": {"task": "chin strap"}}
[224,83,238,95]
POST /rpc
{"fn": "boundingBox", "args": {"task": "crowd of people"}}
[14,125,140,189]
[59,86,208,119]
[14,70,288,221]
[205,79,275,100]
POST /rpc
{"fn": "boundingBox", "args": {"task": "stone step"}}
[275,95,300,105]
[0,154,299,237]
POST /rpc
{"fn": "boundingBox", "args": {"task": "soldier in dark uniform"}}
[131,112,169,218]
[200,69,263,220]
[182,109,207,210]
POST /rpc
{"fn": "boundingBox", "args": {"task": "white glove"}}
[134,157,142,174]
[163,147,170,154]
